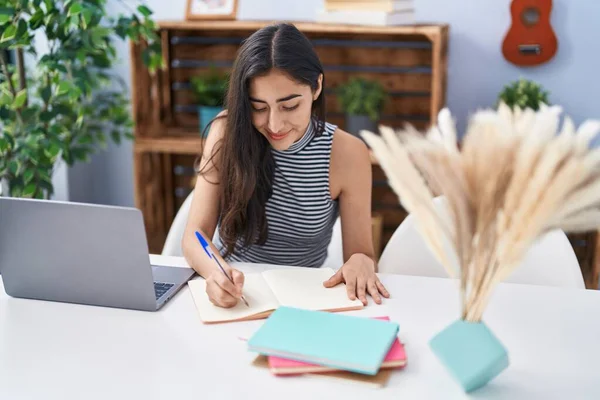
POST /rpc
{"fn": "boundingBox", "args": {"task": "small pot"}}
[198,106,223,137]
[429,319,509,393]
[0,177,8,197]
[345,114,378,139]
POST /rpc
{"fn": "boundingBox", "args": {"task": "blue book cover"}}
[247,306,399,375]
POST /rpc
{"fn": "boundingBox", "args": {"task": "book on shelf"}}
[317,8,415,26]
[325,0,413,13]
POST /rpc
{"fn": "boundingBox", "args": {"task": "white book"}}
[326,0,414,13]
[316,9,415,26]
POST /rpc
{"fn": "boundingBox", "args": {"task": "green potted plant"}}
[0,0,162,199]
[336,77,387,137]
[497,78,550,111]
[190,68,228,137]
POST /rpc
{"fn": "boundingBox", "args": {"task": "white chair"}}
[378,198,585,289]
[378,197,457,278]
[162,192,345,269]
[322,216,344,270]
[161,191,195,257]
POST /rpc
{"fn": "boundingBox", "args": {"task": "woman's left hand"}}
[323,254,390,305]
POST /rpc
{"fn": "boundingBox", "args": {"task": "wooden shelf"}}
[135,136,204,155]
[158,20,448,39]
[134,134,380,164]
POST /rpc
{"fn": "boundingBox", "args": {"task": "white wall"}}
[65,0,600,206]
[415,0,600,136]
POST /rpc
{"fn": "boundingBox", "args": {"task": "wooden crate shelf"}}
[134,136,204,155]
[130,19,448,256]
[157,20,447,36]
[134,134,382,164]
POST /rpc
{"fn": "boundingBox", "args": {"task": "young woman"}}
[182,23,389,308]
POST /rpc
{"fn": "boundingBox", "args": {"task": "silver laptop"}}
[0,197,195,311]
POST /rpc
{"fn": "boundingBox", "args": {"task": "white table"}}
[1,255,599,400]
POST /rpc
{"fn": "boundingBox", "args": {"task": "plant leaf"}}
[0,91,12,106]
[72,147,89,162]
[22,183,37,198]
[0,7,15,18]
[8,159,19,175]
[0,137,8,152]
[23,169,35,184]
[77,134,92,145]
[40,85,52,103]
[1,24,16,43]
[0,8,12,24]
[10,185,22,198]
[21,106,37,120]
[137,5,153,17]
[39,169,52,183]
[40,109,56,122]
[97,132,106,148]
[68,2,83,16]
[82,8,93,29]
[68,86,82,101]
[57,81,72,96]
[15,19,27,40]
[47,142,61,158]
[111,130,121,145]
[12,89,27,109]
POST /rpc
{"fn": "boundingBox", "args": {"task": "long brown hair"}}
[197,23,326,258]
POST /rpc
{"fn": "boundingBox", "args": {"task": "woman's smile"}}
[266,128,292,141]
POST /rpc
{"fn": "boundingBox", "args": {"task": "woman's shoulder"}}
[329,125,371,177]
[330,125,370,160]
[328,125,371,198]
[204,110,228,143]
[197,110,228,173]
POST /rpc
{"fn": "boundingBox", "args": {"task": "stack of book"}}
[317,0,415,26]
[247,307,407,388]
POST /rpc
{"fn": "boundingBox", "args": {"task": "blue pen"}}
[195,231,249,307]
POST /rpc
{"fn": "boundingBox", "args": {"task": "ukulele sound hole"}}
[521,7,540,26]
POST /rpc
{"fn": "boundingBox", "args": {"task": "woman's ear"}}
[313,74,324,101]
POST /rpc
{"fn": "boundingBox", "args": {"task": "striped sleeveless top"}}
[217,121,339,268]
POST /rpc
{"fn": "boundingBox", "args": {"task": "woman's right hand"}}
[205,266,245,308]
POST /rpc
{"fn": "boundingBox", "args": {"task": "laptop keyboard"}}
[154,282,174,300]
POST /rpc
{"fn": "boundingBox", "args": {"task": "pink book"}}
[267,316,406,375]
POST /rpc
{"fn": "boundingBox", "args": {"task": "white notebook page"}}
[262,267,363,311]
[188,273,279,322]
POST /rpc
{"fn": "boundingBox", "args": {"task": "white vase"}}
[0,177,8,197]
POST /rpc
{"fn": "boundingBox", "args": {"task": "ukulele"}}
[502,0,558,66]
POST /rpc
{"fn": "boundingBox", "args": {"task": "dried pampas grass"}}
[361,103,600,322]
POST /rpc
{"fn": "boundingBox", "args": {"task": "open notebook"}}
[188,267,363,323]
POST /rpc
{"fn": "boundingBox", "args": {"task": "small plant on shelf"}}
[336,77,387,136]
[497,78,550,111]
[190,68,228,137]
